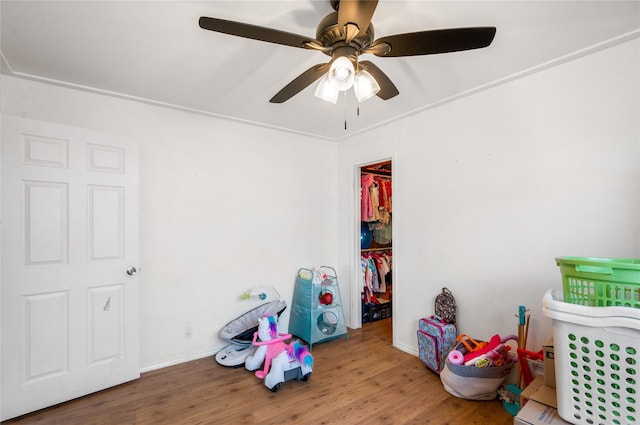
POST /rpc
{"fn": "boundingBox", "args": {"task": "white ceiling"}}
[2,1,639,140]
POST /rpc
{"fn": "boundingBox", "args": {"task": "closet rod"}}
[361,170,391,178]
[361,247,393,252]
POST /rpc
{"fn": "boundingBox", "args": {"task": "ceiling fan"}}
[199,0,496,104]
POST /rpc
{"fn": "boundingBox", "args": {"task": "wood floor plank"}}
[2,319,515,425]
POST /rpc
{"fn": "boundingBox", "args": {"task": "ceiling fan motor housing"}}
[316,11,374,59]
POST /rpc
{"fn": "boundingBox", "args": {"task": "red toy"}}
[319,291,333,305]
[463,334,518,365]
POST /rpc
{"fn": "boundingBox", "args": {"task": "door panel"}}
[88,185,124,260]
[25,180,69,264]
[1,116,140,420]
[25,291,69,381]
[88,284,125,365]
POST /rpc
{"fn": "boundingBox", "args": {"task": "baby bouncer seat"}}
[215,286,287,367]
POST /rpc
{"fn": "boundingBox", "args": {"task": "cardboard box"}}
[519,375,544,407]
[519,375,557,408]
[514,400,570,425]
[529,383,557,409]
[543,338,555,388]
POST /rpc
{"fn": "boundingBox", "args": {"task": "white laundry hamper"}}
[542,289,639,425]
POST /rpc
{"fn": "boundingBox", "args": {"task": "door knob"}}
[126,267,137,276]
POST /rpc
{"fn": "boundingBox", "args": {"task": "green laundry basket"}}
[556,257,640,308]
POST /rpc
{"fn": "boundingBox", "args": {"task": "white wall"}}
[1,77,339,370]
[338,38,640,355]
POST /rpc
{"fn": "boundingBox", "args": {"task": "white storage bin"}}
[543,289,639,425]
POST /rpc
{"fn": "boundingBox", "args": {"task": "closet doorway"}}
[358,160,393,343]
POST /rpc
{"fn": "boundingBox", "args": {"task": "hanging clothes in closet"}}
[361,172,393,248]
[361,250,393,304]
[361,174,392,223]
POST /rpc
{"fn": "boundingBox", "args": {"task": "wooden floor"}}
[3,319,515,425]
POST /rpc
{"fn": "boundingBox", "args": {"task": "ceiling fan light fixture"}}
[328,56,355,91]
[314,75,339,104]
[354,70,380,102]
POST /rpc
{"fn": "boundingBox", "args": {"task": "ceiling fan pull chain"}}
[344,91,348,130]
[355,60,361,117]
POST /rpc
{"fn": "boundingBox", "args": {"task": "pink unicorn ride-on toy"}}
[245,315,313,392]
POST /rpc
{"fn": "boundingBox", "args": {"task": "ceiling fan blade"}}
[270,62,332,103]
[358,61,399,100]
[369,27,496,57]
[199,17,320,49]
[337,0,378,36]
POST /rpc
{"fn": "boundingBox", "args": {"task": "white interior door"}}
[1,116,140,420]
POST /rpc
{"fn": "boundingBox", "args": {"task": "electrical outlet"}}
[184,326,192,338]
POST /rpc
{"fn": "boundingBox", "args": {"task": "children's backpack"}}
[434,287,456,326]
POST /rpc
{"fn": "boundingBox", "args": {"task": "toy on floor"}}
[245,315,313,392]
[215,286,287,367]
[462,333,518,366]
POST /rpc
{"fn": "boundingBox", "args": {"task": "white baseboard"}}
[394,341,418,357]
[140,347,221,374]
